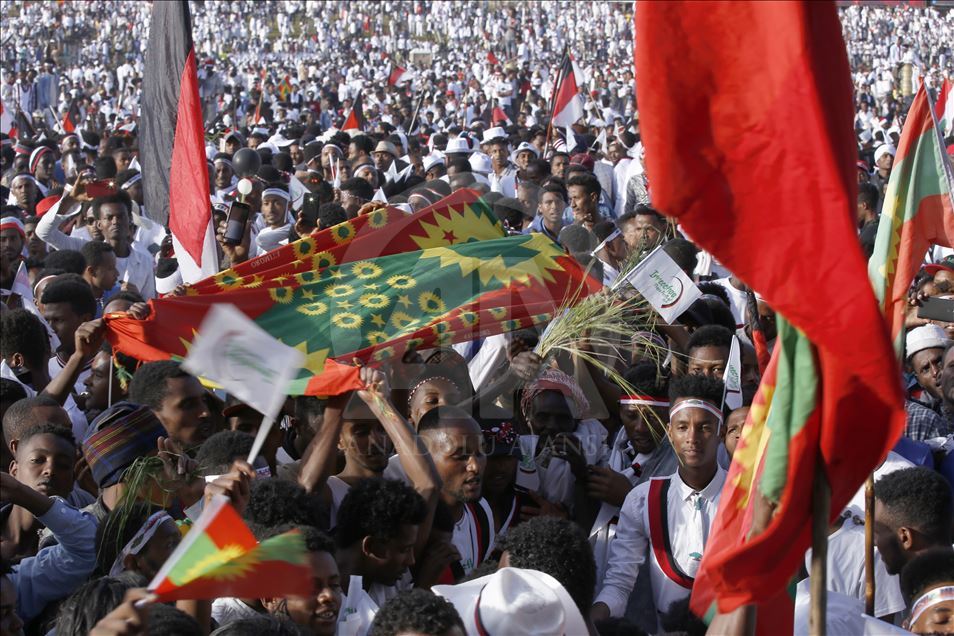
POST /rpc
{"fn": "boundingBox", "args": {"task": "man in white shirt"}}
[592,374,728,633]
[35,184,156,299]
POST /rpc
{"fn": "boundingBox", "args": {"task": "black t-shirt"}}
[860,216,880,259]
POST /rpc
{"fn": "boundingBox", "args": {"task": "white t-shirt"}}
[804,515,905,618]
[845,451,914,516]
[452,498,496,576]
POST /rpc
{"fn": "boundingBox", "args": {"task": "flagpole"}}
[408,87,426,135]
[864,473,876,616]
[543,47,568,155]
[810,459,829,636]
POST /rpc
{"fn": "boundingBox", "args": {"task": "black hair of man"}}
[592,220,619,244]
[146,603,203,636]
[18,421,75,450]
[94,156,118,180]
[858,182,880,212]
[209,616,301,636]
[693,298,737,332]
[899,547,954,602]
[114,169,140,188]
[498,517,597,612]
[369,589,465,636]
[252,523,335,555]
[96,502,161,575]
[875,467,954,546]
[2,395,62,447]
[446,158,472,174]
[128,360,191,412]
[660,597,707,636]
[566,172,601,198]
[351,134,374,155]
[0,378,29,409]
[558,224,598,253]
[104,289,145,306]
[416,405,476,435]
[315,202,347,230]
[1,308,51,368]
[55,576,134,636]
[633,203,666,222]
[40,274,96,318]
[340,176,374,201]
[335,477,427,549]
[696,282,731,307]
[195,430,255,476]
[541,182,568,203]
[92,191,133,220]
[43,249,86,275]
[669,374,725,406]
[81,240,115,269]
[662,238,699,277]
[244,478,327,529]
[624,360,669,396]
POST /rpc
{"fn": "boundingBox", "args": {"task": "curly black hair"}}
[55,576,133,636]
[900,547,954,603]
[18,420,75,449]
[668,374,725,406]
[497,517,596,612]
[624,360,669,396]
[39,274,97,318]
[128,360,192,411]
[0,377,28,408]
[244,478,327,530]
[146,603,203,636]
[43,249,86,275]
[417,405,477,434]
[1,308,51,368]
[210,616,302,636]
[2,394,62,445]
[875,467,954,545]
[368,589,465,636]
[685,324,734,356]
[335,478,427,549]
[660,597,707,636]
[195,430,255,476]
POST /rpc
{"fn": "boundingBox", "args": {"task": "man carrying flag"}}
[140,0,217,284]
[550,50,585,129]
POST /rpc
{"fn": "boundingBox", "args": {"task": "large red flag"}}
[141,0,217,283]
[635,0,904,617]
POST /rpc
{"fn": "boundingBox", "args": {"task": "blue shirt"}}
[11,497,98,621]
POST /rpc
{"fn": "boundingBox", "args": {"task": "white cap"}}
[906,324,951,360]
[267,133,294,148]
[423,154,446,172]
[433,568,587,636]
[469,152,492,174]
[511,141,540,162]
[482,126,507,144]
[874,144,896,163]
[445,137,473,155]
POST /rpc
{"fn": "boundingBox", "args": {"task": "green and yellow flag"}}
[107,233,599,395]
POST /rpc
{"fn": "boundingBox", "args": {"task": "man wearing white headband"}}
[589,365,678,586]
[591,220,629,287]
[592,375,727,633]
[252,183,293,256]
[900,548,954,635]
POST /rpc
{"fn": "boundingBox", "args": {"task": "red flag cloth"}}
[635,0,904,614]
[551,53,584,127]
[487,51,500,65]
[141,0,216,282]
[388,65,407,86]
[342,92,365,131]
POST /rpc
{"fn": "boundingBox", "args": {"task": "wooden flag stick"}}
[864,473,876,615]
[810,460,830,636]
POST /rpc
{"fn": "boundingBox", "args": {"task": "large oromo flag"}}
[141,0,217,283]
[869,84,954,356]
[634,0,905,616]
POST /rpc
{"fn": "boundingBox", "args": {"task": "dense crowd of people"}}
[0,1,953,635]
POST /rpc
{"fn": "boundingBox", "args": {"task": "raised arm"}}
[297,393,346,496]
